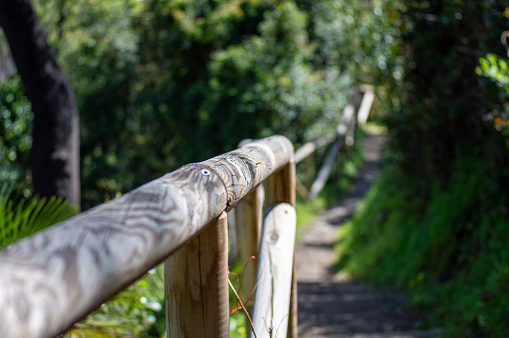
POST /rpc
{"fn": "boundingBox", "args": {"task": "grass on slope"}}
[335,155,509,337]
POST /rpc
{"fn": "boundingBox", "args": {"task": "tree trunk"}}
[0,0,80,206]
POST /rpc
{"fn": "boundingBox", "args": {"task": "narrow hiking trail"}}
[295,132,430,338]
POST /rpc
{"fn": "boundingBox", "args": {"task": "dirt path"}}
[295,132,431,337]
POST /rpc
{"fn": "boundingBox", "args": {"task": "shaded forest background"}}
[1,0,509,336]
[2,0,394,209]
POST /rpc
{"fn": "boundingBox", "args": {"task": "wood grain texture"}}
[249,203,296,338]
[265,160,296,208]
[201,135,294,212]
[264,160,297,338]
[0,135,293,338]
[165,212,229,338]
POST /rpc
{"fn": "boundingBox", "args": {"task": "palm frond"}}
[0,183,77,249]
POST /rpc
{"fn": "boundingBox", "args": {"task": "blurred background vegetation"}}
[1,0,509,336]
[335,1,509,337]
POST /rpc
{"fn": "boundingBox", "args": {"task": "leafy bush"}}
[65,266,166,338]
[0,76,32,186]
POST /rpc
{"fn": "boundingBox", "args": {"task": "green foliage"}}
[477,51,509,138]
[229,314,247,338]
[24,0,376,208]
[477,53,509,93]
[384,1,508,185]
[334,2,509,337]
[336,154,509,336]
[295,197,326,229]
[1,0,396,210]
[0,76,33,185]
[66,265,166,338]
[0,183,76,248]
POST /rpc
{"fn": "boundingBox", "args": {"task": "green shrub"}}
[65,265,166,338]
[0,76,33,186]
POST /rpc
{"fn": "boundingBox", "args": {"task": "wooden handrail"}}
[0,83,373,337]
[294,85,375,200]
[0,135,295,338]
[308,93,357,200]
[294,135,336,163]
[357,85,375,125]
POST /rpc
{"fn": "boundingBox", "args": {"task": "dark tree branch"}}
[57,0,67,42]
[0,0,80,206]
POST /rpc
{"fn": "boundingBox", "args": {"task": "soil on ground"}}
[295,132,435,337]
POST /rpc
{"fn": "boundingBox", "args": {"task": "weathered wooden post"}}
[234,185,264,307]
[264,158,297,338]
[165,212,229,337]
[250,203,296,338]
[357,84,375,125]
[162,136,293,338]
[265,160,296,207]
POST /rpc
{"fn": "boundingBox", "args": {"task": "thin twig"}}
[237,256,256,295]
[244,272,261,309]
[228,278,258,338]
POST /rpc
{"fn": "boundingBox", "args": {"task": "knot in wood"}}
[270,231,279,242]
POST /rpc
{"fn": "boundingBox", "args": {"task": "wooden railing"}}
[294,85,375,200]
[0,85,374,338]
[229,85,375,312]
[0,136,296,338]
